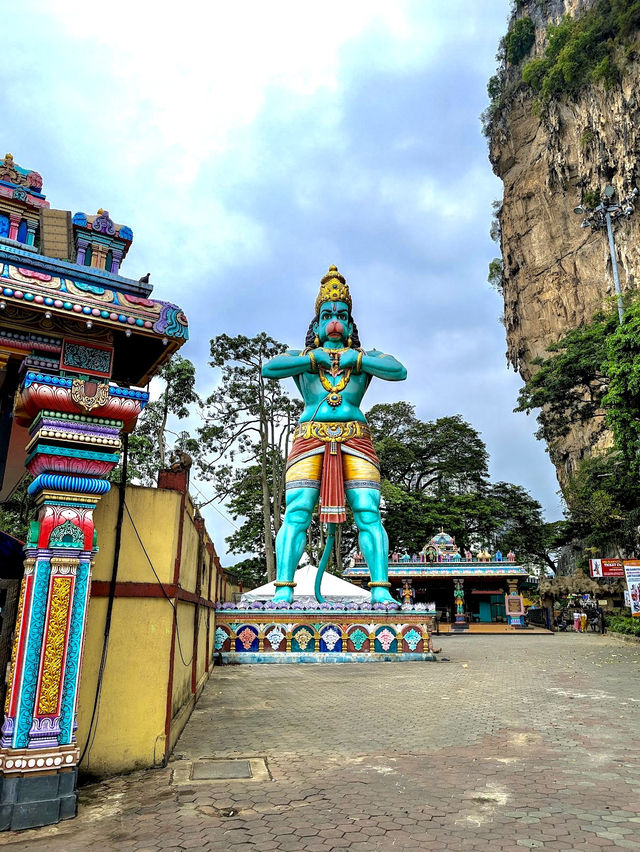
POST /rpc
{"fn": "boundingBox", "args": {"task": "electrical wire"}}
[80,444,207,765]
[123,501,198,668]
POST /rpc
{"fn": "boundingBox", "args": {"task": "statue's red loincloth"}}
[286,434,380,524]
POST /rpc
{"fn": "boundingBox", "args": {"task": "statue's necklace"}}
[318,367,352,407]
[317,346,352,406]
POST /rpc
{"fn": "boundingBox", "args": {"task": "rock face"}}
[488,0,640,485]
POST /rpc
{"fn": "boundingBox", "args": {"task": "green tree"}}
[198,333,302,581]
[122,354,200,485]
[515,309,616,443]
[561,451,640,556]
[514,299,640,556]
[366,403,552,565]
[488,258,504,295]
[487,481,568,573]
[603,299,640,473]
[368,405,490,497]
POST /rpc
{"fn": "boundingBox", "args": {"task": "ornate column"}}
[110,248,123,275]
[74,238,88,266]
[25,219,38,248]
[7,214,20,242]
[0,371,147,830]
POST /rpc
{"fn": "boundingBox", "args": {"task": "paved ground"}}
[1,632,639,851]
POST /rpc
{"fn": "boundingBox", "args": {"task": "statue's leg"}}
[346,486,395,604]
[273,486,318,602]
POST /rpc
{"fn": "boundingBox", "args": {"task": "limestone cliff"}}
[487,0,640,484]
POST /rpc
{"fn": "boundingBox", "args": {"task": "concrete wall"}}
[76,477,234,778]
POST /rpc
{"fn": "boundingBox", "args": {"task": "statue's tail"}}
[314,522,336,603]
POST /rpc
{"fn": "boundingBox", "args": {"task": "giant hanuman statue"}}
[262,266,407,604]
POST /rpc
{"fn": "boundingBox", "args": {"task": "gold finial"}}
[315,265,352,315]
[97,208,104,215]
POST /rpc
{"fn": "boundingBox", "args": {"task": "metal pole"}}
[605,209,624,325]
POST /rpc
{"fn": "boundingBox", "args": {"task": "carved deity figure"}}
[401,579,415,606]
[262,266,407,604]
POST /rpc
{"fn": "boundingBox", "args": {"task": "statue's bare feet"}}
[370,587,398,605]
[272,587,294,604]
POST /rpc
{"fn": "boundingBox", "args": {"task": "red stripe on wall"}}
[89,580,215,608]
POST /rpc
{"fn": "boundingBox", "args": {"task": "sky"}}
[2,1,564,562]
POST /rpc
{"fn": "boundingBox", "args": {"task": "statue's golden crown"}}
[315,265,352,315]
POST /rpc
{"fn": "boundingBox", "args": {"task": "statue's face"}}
[314,300,353,345]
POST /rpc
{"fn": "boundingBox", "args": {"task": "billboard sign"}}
[623,560,640,617]
[589,558,625,578]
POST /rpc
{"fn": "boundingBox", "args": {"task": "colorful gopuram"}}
[0,154,188,829]
[345,530,528,627]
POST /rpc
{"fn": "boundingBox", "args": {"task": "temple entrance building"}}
[0,154,188,829]
[344,530,528,624]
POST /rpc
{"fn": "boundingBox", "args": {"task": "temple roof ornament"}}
[0,154,48,214]
[72,210,132,244]
[0,154,44,194]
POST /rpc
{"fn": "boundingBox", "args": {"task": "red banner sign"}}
[589,558,625,578]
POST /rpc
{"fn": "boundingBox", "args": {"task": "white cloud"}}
[2,1,563,566]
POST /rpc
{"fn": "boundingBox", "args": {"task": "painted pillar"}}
[110,249,123,275]
[25,219,38,248]
[0,371,146,830]
[75,239,88,266]
[8,215,20,242]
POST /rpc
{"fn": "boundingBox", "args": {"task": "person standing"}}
[580,610,588,633]
[573,610,581,632]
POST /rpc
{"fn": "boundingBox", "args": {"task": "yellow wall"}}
[77,597,172,774]
[92,484,182,585]
[76,482,223,778]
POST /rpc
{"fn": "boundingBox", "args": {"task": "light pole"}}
[574,185,638,325]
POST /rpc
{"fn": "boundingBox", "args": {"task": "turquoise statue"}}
[262,265,407,604]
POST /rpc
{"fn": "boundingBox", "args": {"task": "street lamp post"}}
[574,185,638,325]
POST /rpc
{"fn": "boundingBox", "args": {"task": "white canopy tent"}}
[240,563,369,603]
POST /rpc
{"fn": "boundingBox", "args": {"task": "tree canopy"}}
[366,402,559,572]
[197,333,302,581]
[515,298,640,557]
[123,354,200,485]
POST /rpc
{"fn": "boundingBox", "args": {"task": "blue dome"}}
[431,531,454,546]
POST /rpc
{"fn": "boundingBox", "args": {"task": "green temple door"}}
[478,601,492,623]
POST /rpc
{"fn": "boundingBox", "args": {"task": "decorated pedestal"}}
[214,602,437,663]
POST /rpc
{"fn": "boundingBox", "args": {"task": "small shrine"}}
[422,530,462,562]
[346,529,528,627]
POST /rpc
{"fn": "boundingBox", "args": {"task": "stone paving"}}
[1,632,639,851]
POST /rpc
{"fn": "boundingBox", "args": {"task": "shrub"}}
[583,189,601,208]
[488,258,505,295]
[519,1,640,99]
[591,55,619,87]
[487,74,503,102]
[504,17,536,64]
[580,128,595,149]
[607,614,640,635]
[522,56,551,91]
